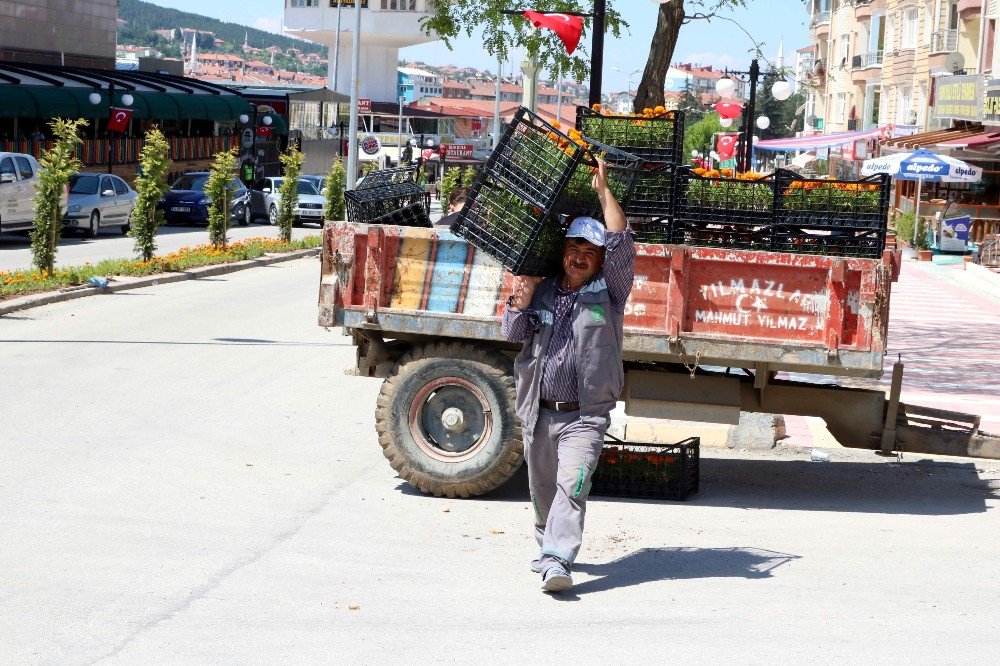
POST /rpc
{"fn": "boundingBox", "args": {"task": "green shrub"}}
[277,145,305,243]
[324,157,346,221]
[30,118,86,273]
[205,149,238,249]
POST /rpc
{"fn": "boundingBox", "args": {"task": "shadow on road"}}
[398,456,996,516]
[557,546,799,599]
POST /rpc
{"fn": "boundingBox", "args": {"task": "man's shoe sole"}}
[541,572,573,593]
[530,559,541,574]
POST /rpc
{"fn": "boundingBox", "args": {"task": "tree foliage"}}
[277,146,305,243]
[205,149,237,249]
[754,70,805,141]
[324,157,347,222]
[438,166,463,209]
[422,1,627,83]
[30,118,86,274]
[683,114,725,163]
[461,166,477,188]
[129,126,171,262]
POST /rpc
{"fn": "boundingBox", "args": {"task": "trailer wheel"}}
[375,342,523,498]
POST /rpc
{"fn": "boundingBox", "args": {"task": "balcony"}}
[931,29,959,54]
[851,51,883,69]
[810,11,831,28]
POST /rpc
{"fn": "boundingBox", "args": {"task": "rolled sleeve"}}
[502,305,537,343]
[602,226,637,310]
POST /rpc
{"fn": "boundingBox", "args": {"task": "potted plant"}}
[914,218,933,261]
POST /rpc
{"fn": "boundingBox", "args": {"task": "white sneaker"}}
[541,565,573,593]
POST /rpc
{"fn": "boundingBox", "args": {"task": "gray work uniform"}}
[502,229,635,573]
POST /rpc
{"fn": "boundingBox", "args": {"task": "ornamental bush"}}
[205,148,238,249]
[130,127,171,261]
[277,145,305,243]
[30,118,86,273]
[324,157,346,221]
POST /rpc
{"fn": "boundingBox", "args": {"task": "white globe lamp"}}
[715,77,737,97]
[771,80,792,101]
[239,114,250,124]
[121,93,134,107]
[756,116,771,130]
[719,117,734,128]
[262,115,273,126]
[89,92,102,105]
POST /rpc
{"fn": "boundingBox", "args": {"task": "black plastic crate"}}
[631,219,673,244]
[355,165,418,190]
[552,140,642,219]
[771,226,887,258]
[484,107,586,209]
[590,434,699,501]
[344,180,427,224]
[675,166,776,228]
[452,175,567,277]
[368,201,432,228]
[576,106,685,165]
[774,169,891,230]
[625,164,676,218]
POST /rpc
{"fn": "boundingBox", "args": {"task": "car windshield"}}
[172,174,209,191]
[272,179,319,195]
[69,174,100,195]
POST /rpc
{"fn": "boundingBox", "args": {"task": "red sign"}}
[256,126,273,138]
[358,98,371,113]
[441,143,474,159]
[107,107,133,133]
[471,118,483,132]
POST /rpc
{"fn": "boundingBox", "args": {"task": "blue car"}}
[158,172,250,226]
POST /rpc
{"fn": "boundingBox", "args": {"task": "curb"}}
[0,247,321,316]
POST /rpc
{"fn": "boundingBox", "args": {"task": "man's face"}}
[562,238,605,287]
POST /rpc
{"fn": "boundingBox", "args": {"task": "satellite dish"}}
[807,114,819,126]
[945,51,966,73]
[812,59,825,75]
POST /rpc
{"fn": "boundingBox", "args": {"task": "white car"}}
[63,173,138,237]
[0,152,44,233]
[248,177,326,226]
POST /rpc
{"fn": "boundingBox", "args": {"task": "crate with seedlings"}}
[344,180,427,225]
[553,139,642,220]
[576,105,685,165]
[590,434,700,501]
[368,200,432,228]
[355,165,419,190]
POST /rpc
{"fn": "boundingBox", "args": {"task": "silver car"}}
[64,173,137,237]
[248,177,327,226]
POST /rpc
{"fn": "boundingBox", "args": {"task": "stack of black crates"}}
[452,107,642,276]
[344,166,431,228]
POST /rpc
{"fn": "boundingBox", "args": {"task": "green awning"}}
[0,85,250,121]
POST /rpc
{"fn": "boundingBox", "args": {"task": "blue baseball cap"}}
[566,216,606,247]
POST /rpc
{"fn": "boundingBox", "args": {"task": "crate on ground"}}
[576,106,685,165]
[355,165,418,190]
[344,180,427,224]
[483,106,585,209]
[369,201,431,228]
[774,169,891,230]
[590,434,699,501]
[553,140,642,220]
[452,175,567,276]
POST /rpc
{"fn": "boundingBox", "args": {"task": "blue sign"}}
[939,215,971,253]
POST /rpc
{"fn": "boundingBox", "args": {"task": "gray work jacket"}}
[512,274,626,434]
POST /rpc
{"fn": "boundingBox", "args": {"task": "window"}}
[897,84,913,123]
[291,0,320,7]
[840,33,850,65]
[113,177,128,195]
[1,157,17,181]
[901,8,918,48]
[885,13,896,52]
[14,157,33,180]
[836,92,847,122]
[380,0,415,9]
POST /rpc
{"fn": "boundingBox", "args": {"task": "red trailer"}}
[319,221,998,497]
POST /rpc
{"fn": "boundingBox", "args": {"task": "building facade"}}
[0,0,118,69]
[398,67,443,103]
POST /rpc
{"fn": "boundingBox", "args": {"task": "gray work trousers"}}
[525,407,609,574]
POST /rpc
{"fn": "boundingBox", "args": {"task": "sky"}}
[144,0,811,90]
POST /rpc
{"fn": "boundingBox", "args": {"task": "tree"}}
[422,1,627,84]
[129,127,171,262]
[634,1,749,112]
[30,118,86,274]
[461,166,477,188]
[205,149,237,249]
[683,113,724,163]
[677,78,708,122]
[277,145,305,243]
[438,166,463,208]
[324,157,347,222]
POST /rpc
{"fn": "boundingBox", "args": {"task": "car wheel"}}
[85,211,99,239]
[269,204,277,226]
[242,203,252,226]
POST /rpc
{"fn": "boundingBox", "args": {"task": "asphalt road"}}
[0,222,322,272]
[1,258,999,663]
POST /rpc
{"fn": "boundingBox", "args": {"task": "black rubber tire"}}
[375,342,523,498]
[242,204,253,226]
[85,211,99,239]
[269,204,278,226]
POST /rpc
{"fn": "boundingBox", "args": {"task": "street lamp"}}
[239,108,273,185]
[89,83,134,174]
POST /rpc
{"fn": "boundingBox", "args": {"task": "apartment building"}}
[0,0,118,69]
[398,67,443,103]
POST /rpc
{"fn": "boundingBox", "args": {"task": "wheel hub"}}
[410,380,490,456]
[441,407,465,431]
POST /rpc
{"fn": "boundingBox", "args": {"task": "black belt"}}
[540,399,580,412]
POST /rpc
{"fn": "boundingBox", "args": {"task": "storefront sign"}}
[441,143,474,159]
[360,135,381,155]
[983,79,1000,125]
[939,216,971,253]
[358,98,371,114]
[933,75,982,122]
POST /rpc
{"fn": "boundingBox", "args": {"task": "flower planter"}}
[590,435,700,501]
[576,106,685,165]
[917,249,934,261]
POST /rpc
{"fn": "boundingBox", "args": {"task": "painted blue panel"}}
[425,238,471,313]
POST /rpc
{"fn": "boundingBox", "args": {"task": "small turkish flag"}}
[522,11,584,55]
[256,126,273,138]
[717,134,737,161]
[107,107,133,133]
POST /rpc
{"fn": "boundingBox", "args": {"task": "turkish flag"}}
[107,107,133,133]
[522,11,584,55]
[716,134,737,161]
[256,126,273,138]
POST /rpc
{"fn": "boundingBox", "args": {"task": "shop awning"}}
[754,126,889,152]
[936,131,1000,148]
[879,125,984,152]
[0,63,250,121]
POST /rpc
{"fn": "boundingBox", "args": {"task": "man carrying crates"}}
[502,160,635,593]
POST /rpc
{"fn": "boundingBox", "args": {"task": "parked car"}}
[301,175,327,196]
[157,172,250,226]
[247,177,326,226]
[0,152,44,233]
[63,173,137,237]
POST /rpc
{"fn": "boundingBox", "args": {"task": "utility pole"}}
[346,0,362,189]
[589,0,606,108]
[493,56,502,149]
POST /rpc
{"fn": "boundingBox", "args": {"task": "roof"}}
[0,62,250,121]
[398,67,438,78]
[880,126,985,151]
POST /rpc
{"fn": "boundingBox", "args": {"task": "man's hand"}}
[592,157,608,195]
[511,275,543,310]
